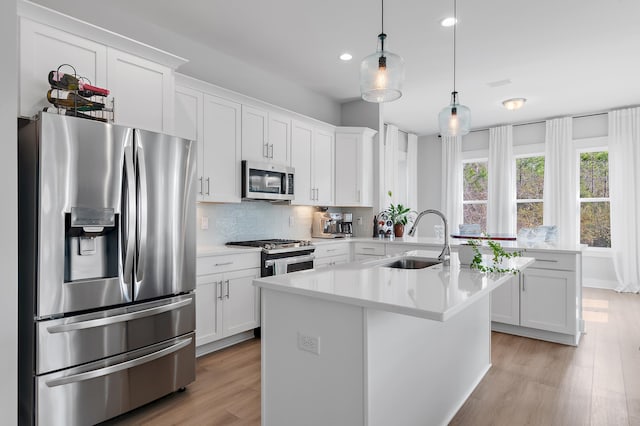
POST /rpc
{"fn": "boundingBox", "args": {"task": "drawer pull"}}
[535,259,558,263]
[327,249,337,252]
[214,261,234,267]
[362,247,375,251]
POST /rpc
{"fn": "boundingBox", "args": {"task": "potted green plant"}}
[462,239,523,274]
[386,191,414,237]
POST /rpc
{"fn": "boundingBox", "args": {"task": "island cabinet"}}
[196,251,261,356]
[241,105,291,165]
[491,250,582,345]
[255,253,534,426]
[353,242,385,261]
[290,120,335,206]
[334,127,377,207]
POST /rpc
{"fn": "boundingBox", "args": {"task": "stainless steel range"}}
[226,239,315,276]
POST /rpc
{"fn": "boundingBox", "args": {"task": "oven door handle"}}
[265,254,315,268]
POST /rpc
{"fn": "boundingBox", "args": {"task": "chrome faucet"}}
[408,209,450,265]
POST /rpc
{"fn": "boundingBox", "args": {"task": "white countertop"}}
[254,250,535,322]
[313,236,582,253]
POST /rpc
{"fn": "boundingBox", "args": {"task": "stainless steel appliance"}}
[242,160,295,201]
[226,239,315,276]
[18,112,197,426]
[342,212,354,236]
[312,211,347,238]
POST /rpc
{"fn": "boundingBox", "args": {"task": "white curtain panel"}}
[441,135,463,233]
[609,107,640,293]
[543,117,576,246]
[487,125,516,235]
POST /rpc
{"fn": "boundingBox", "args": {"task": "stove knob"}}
[265,244,273,250]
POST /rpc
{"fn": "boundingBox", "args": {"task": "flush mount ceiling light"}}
[360,0,405,103]
[502,97,527,110]
[339,53,353,61]
[438,0,471,137]
[440,17,457,27]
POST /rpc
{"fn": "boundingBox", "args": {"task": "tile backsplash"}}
[197,202,374,246]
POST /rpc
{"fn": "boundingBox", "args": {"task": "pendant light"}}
[438,0,471,136]
[360,0,405,103]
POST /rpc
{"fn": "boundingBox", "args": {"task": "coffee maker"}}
[341,213,353,236]
[312,211,346,238]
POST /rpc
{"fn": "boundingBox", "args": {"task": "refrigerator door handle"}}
[45,336,192,387]
[46,298,193,333]
[122,145,136,297]
[135,137,148,288]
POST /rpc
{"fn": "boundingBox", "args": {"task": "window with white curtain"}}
[515,155,545,229]
[579,148,610,248]
[462,159,488,232]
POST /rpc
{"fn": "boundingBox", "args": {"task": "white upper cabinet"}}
[201,94,241,203]
[313,127,335,206]
[335,127,377,207]
[291,120,314,205]
[242,105,291,164]
[18,3,185,133]
[291,120,334,206]
[175,77,242,203]
[19,18,107,118]
[107,48,174,133]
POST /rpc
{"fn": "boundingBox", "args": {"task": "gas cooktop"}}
[226,239,313,253]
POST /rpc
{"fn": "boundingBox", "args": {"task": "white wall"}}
[416,113,617,289]
[28,0,342,125]
[416,135,442,236]
[1,0,18,422]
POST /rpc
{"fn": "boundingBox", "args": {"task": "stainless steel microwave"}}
[242,161,295,201]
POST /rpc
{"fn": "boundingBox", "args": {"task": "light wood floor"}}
[107,288,640,426]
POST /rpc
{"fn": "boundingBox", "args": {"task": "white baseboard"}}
[583,278,618,290]
[196,330,256,357]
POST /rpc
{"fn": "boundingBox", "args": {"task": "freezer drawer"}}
[37,293,195,374]
[36,333,195,426]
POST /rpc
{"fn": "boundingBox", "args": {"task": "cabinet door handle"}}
[521,274,525,292]
[225,280,230,299]
[269,144,274,159]
[206,177,211,195]
[217,281,224,300]
[357,189,361,202]
[198,177,203,195]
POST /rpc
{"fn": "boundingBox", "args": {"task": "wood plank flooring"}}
[106,288,640,425]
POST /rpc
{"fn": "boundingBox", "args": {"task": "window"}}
[515,156,544,230]
[579,150,610,247]
[462,160,488,232]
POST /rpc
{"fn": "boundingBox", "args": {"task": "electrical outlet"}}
[357,217,363,225]
[201,216,209,230]
[297,332,320,355]
[289,216,295,227]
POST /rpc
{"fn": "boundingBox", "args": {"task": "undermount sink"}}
[382,257,442,270]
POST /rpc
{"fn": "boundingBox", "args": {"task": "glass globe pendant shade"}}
[360,34,405,103]
[438,91,471,136]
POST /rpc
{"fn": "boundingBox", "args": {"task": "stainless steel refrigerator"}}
[18,112,197,425]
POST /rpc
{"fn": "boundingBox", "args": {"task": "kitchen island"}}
[254,251,534,426]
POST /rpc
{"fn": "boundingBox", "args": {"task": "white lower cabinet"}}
[353,242,385,261]
[520,268,575,334]
[491,251,582,345]
[196,252,261,353]
[314,242,351,269]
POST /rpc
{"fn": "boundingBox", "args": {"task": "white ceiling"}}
[32,0,640,135]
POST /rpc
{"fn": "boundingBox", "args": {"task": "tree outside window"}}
[579,151,610,247]
[462,161,488,232]
[516,156,544,230]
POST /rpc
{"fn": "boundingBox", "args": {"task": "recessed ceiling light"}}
[440,17,457,27]
[502,98,527,110]
[339,53,353,61]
